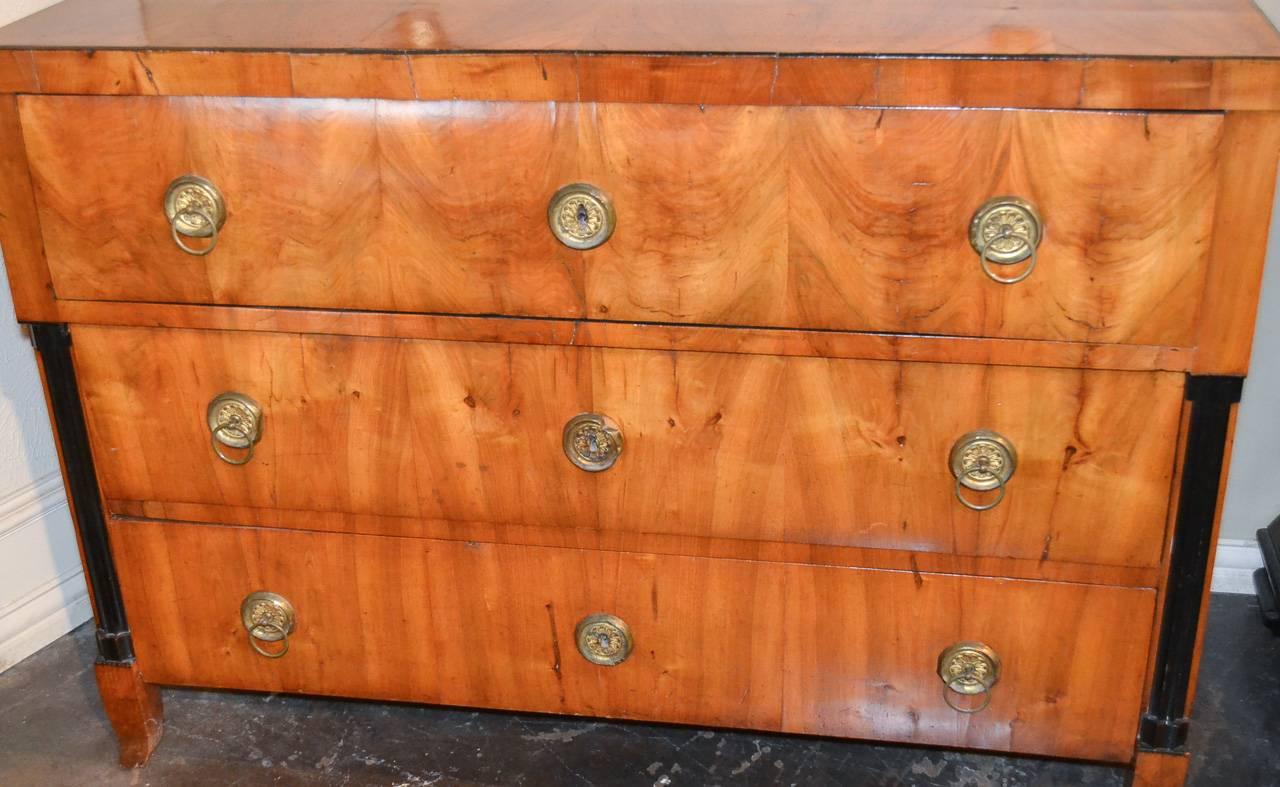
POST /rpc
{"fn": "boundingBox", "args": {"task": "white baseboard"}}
[0,473,93,673]
[0,569,92,672]
[1212,538,1265,595]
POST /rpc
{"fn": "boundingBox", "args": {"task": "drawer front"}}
[76,325,1182,567]
[24,96,1219,344]
[111,519,1154,762]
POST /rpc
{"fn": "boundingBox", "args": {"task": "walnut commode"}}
[1,1,1277,784]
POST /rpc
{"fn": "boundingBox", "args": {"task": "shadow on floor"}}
[0,593,1276,786]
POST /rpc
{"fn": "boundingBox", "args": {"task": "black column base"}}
[1256,515,1280,634]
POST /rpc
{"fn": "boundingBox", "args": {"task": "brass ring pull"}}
[949,430,1016,512]
[937,641,1000,714]
[978,229,1037,285]
[164,174,227,257]
[169,205,220,257]
[942,682,993,714]
[210,420,255,465]
[969,196,1042,286]
[241,591,295,660]
[248,622,290,659]
[953,468,1007,512]
[207,392,264,467]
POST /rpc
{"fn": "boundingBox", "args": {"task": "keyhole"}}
[596,633,611,650]
[577,203,591,233]
[587,432,600,455]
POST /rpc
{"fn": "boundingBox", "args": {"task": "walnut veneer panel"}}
[110,518,1156,762]
[786,108,1221,345]
[22,97,1221,346]
[75,325,1183,568]
[2,0,1277,57]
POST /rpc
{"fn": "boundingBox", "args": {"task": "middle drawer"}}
[75,325,1181,568]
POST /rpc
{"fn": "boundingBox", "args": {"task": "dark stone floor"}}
[0,593,1276,786]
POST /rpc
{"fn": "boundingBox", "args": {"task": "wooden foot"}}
[94,661,164,767]
[1130,751,1190,787]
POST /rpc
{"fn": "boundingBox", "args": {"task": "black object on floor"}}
[1257,515,1280,633]
[1,593,1278,786]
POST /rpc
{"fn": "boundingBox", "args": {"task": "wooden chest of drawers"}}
[2,1,1278,784]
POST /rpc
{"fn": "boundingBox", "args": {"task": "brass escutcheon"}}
[937,641,1001,713]
[575,613,633,666]
[969,196,1043,285]
[547,183,615,250]
[563,413,623,472]
[164,174,227,256]
[207,392,264,466]
[949,430,1017,511]
[240,591,296,659]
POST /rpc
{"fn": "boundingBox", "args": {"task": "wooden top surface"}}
[1,0,1278,58]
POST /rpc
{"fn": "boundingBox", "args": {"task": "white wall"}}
[0,267,90,672]
[0,0,88,673]
[0,0,61,28]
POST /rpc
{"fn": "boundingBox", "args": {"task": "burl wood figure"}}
[1,2,1278,784]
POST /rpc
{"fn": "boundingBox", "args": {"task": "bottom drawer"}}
[110,519,1154,762]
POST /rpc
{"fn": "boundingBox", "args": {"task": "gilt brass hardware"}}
[969,196,1042,285]
[548,183,615,250]
[563,413,623,472]
[240,591,295,659]
[949,430,1017,511]
[164,174,226,257]
[207,392,264,466]
[938,641,1001,714]
[575,613,633,666]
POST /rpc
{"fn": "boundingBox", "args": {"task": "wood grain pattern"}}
[289,54,415,100]
[1130,751,1190,787]
[0,94,55,322]
[22,95,587,319]
[775,56,1280,111]
[4,49,1279,111]
[576,55,776,105]
[22,97,1222,347]
[94,662,164,768]
[110,518,1156,762]
[787,107,1222,346]
[74,325,1183,568]
[1193,111,1280,375]
[2,0,1277,58]
[0,50,36,93]
[409,54,577,102]
[51,300,1195,373]
[109,503,1161,588]
[30,50,294,97]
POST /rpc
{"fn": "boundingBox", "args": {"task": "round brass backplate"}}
[575,613,633,666]
[949,430,1017,492]
[547,183,616,250]
[968,196,1042,265]
[563,413,623,472]
[240,591,296,642]
[937,641,1001,695]
[206,392,264,450]
[164,174,227,238]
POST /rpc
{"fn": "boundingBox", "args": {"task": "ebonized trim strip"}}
[1139,374,1243,752]
[29,322,134,665]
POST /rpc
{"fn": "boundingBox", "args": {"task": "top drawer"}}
[20,96,1221,345]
